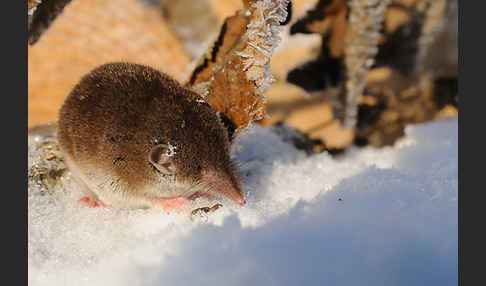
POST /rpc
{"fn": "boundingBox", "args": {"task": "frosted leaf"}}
[235,51,251,58]
[187,0,289,134]
[241,0,290,94]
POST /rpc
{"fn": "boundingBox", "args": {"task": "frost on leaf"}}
[187,0,289,134]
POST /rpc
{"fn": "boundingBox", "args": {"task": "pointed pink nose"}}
[202,170,246,206]
[235,195,246,206]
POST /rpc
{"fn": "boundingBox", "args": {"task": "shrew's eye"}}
[148,144,177,175]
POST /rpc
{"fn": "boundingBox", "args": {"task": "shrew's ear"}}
[148,144,177,175]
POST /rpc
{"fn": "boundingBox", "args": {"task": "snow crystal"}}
[29,118,457,286]
[165,143,177,157]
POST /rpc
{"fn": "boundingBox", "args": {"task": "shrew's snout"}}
[201,170,246,206]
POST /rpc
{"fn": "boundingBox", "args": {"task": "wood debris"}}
[191,203,224,221]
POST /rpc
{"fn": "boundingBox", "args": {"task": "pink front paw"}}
[153,197,190,213]
[78,196,107,208]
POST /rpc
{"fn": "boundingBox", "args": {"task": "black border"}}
[459,0,483,285]
[4,0,27,285]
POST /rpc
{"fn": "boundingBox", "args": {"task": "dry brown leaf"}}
[187,0,290,134]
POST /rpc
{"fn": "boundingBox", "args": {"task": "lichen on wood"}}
[28,124,69,196]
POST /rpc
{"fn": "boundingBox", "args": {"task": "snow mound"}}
[29,118,457,286]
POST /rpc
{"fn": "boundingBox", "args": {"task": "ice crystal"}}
[417,0,447,75]
[165,143,177,157]
[342,0,391,127]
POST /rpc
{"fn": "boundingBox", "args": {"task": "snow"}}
[165,142,177,157]
[28,118,457,286]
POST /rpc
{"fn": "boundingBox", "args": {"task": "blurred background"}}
[28,0,458,152]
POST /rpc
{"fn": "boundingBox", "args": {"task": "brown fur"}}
[58,62,239,201]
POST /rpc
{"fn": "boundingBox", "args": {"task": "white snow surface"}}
[29,119,458,286]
